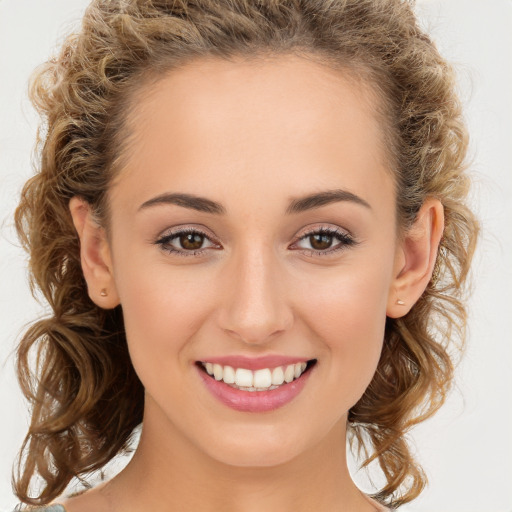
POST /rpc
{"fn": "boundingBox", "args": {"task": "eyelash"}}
[154,226,357,258]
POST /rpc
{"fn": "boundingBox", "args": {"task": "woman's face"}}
[105,55,402,467]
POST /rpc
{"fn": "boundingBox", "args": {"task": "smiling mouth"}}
[196,359,317,392]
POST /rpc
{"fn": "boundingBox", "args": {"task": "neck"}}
[96,396,373,512]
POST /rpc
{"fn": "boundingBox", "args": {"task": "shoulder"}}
[365,495,394,511]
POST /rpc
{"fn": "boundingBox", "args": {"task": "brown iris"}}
[309,233,333,250]
[180,232,205,250]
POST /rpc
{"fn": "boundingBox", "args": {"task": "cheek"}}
[297,259,391,339]
[113,256,211,376]
[294,259,392,403]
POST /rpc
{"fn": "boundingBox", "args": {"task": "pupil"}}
[310,233,332,250]
[181,233,203,250]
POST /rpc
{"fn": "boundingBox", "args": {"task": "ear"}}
[69,196,120,309]
[387,198,444,318]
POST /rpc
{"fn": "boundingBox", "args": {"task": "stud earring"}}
[100,289,108,297]
[396,299,405,306]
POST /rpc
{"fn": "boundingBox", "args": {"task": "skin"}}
[67,54,443,512]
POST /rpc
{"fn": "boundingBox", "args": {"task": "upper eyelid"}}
[156,225,218,241]
[297,225,352,238]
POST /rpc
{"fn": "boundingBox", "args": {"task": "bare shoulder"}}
[60,484,111,512]
[364,495,393,511]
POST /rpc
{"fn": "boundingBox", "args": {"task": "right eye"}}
[155,227,219,257]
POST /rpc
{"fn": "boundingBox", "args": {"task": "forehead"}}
[110,54,394,216]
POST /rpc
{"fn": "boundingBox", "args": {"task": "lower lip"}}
[197,364,314,413]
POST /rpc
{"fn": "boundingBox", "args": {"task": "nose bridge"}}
[219,238,293,344]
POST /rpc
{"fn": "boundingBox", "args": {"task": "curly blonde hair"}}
[13,0,478,508]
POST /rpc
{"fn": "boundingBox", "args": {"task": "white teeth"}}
[284,364,295,383]
[213,363,223,381]
[201,361,311,390]
[235,368,253,387]
[253,368,272,388]
[223,365,235,384]
[271,366,285,385]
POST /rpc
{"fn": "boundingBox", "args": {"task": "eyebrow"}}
[139,192,225,214]
[138,189,371,215]
[285,189,371,214]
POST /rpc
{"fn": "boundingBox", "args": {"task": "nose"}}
[217,243,294,345]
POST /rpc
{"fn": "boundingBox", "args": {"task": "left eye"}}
[293,228,356,255]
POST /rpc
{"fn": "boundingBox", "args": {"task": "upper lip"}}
[197,355,314,371]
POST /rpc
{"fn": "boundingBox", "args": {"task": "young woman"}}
[10,0,478,510]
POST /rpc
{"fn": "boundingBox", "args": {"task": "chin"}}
[209,447,300,469]
[201,428,307,468]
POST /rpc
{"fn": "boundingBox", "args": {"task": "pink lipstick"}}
[196,357,316,413]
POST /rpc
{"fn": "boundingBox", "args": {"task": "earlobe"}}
[387,198,444,318]
[69,197,120,309]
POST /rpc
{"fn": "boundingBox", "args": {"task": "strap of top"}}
[13,505,66,512]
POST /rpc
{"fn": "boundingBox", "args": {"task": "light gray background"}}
[1,1,511,511]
